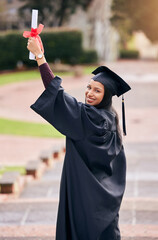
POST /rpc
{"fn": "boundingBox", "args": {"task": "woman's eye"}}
[87,86,91,89]
[95,90,100,93]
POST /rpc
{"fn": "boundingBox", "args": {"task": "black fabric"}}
[92,66,131,97]
[30,76,127,240]
[99,213,120,240]
[92,66,131,136]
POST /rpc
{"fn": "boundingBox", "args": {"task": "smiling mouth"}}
[86,98,95,103]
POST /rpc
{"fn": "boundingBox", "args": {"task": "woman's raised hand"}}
[27,37,42,56]
[27,37,46,65]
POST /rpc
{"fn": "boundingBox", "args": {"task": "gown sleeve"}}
[39,62,55,88]
[30,73,85,141]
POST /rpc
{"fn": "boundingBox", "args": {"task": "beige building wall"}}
[67,0,119,62]
[134,31,158,60]
[0,0,24,29]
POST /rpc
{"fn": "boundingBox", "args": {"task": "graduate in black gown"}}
[27,37,131,240]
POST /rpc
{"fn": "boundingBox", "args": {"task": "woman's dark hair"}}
[95,87,122,142]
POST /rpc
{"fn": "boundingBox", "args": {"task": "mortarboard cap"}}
[92,66,131,136]
[92,66,131,96]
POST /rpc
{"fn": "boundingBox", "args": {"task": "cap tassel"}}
[122,95,126,136]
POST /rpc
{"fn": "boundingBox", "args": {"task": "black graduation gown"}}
[30,76,126,240]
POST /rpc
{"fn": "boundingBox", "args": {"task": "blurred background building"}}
[0,0,24,30]
[1,0,158,64]
[0,0,119,61]
[68,0,119,61]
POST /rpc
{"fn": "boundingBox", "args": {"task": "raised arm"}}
[27,37,55,88]
[39,63,55,88]
[27,37,86,140]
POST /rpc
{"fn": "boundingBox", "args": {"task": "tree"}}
[56,0,92,26]
[111,0,158,44]
[0,0,6,30]
[19,0,56,27]
[19,0,92,27]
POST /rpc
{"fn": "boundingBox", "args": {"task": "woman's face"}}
[85,80,104,106]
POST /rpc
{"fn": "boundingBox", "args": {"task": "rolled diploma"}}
[29,9,38,60]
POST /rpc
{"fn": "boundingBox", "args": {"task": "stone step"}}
[0,225,157,240]
[20,178,158,199]
[20,180,60,199]
[0,225,55,239]
[121,224,158,240]
[0,172,25,194]
[0,238,54,240]
[0,201,58,226]
[20,158,158,199]
[39,150,53,167]
[121,198,158,211]
[122,238,157,240]
[124,180,158,197]
[26,160,46,179]
[20,161,63,199]
[0,199,157,226]
[19,160,63,199]
[0,237,155,239]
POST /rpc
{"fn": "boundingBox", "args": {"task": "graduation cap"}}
[92,66,131,136]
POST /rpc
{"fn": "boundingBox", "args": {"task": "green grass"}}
[83,65,98,75]
[0,70,73,86]
[0,66,97,86]
[0,166,26,177]
[0,118,63,138]
[0,70,40,86]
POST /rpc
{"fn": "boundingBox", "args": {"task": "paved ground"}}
[0,60,158,239]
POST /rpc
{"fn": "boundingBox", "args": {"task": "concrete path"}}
[0,60,158,239]
[0,147,158,239]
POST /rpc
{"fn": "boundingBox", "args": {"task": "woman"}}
[27,37,131,240]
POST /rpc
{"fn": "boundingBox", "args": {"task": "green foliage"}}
[0,118,63,138]
[0,34,19,70]
[42,30,82,64]
[0,29,98,70]
[111,0,158,43]
[119,49,139,59]
[79,50,98,64]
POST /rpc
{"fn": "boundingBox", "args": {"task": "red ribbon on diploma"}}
[23,24,44,53]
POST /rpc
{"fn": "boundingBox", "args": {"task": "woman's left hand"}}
[27,37,42,56]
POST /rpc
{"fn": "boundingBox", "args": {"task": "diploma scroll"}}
[29,9,38,60]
